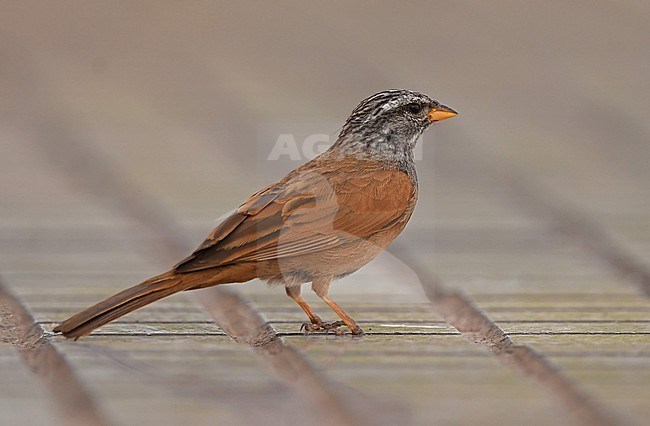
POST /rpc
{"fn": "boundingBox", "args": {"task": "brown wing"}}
[174,157,415,273]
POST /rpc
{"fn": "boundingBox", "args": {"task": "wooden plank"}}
[0,348,52,426]
[1,2,650,425]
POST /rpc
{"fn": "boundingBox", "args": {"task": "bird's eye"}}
[407,103,422,114]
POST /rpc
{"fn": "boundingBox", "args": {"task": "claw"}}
[324,327,345,336]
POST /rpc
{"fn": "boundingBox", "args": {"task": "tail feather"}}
[54,271,187,339]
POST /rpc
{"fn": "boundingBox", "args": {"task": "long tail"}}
[54,271,190,339]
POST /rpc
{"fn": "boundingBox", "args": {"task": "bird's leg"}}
[311,277,364,335]
[285,285,344,333]
[285,285,322,328]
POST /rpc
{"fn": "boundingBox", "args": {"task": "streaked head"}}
[336,89,457,154]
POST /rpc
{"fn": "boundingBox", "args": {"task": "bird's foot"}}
[301,320,345,334]
[301,320,365,336]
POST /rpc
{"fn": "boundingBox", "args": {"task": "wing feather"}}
[174,156,414,274]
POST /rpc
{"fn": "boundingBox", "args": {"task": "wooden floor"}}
[1,2,649,425]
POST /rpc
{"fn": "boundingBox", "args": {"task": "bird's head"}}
[335,90,457,160]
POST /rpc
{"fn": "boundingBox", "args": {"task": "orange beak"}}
[427,104,458,122]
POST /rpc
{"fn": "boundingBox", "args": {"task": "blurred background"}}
[1,2,649,426]
[2,1,649,237]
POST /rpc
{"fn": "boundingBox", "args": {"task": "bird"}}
[54,89,457,339]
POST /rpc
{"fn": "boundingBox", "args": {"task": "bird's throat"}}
[330,133,419,182]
